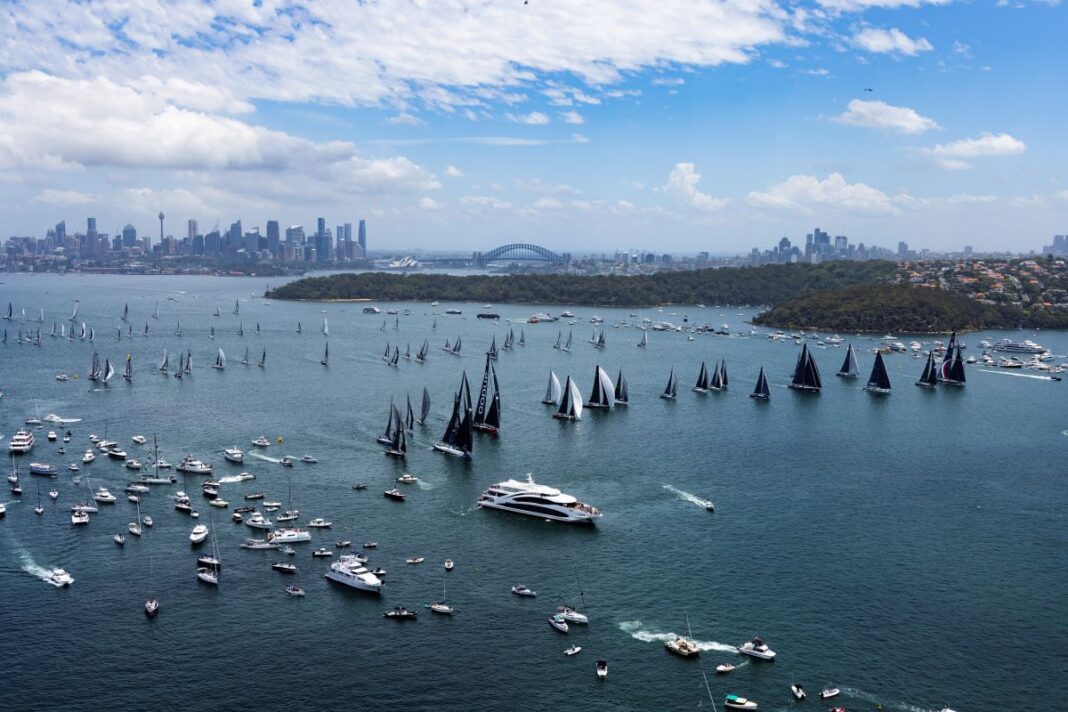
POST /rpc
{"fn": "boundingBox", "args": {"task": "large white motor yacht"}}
[49,568,75,587]
[738,637,776,660]
[476,474,602,524]
[324,557,383,593]
[177,455,213,474]
[223,447,244,464]
[189,525,209,544]
[245,512,275,530]
[268,528,311,544]
[8,429,34,454]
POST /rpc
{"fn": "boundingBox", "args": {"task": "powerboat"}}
[511,584,537,597]
[548,614,569,633]
[29,462,57,476]
[284,584,305,597]
[384,606,417,620]
[48,568,74,587]
[565,645,582,656]
[555,606,589,624]
[716,663,736,673]
[723,694,758,710]
[142,516,153,527]
[819,687,840,700]
[144,597,159,616]
[299,454,318,464]
[279,457,294,467]
[189,524,209,544]
[232,513,243,523]
[477,474,602,524]
[271,562,297,574]
[397,473,417,484]
[324,557,384,593]
[790,684,806,701]
[68,464,78,472]
[251,436,270,447]
[245,512,274,530]
[124,459,142,470]
[363,541,378,549]
[351,482,367,490]
[131,435,147,445]
[665,635,700,658]
[223,447,244,464]
[177,455,213,474]
[307,518,332,528]
[209,498,228,508]
[738,637,776,660]
[384,488,405,501]
[93,487,117,503]
[596,660,608,679]
[47,431,57,441]
[82,449,95,463]
[335,540,352,548]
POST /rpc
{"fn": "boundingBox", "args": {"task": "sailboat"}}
[486,335,498,361]
[159,348,169,373]
[433,374,474,457]
[88,352,101,381]
[916,352,939,388]
[121,302,129,322]
[473,357,501,435]
[129,499,143,536]
[152,302,159,319]
[637,330,648,348]
[102,358,115,385]
[693,362,709,392]
[385,405,407,458]
[296,321,302,334]
[553,331,561,350]
[708,360,725,391]
[143,322,148,337]
[213,348,225,370]
[255,322,260,335]
[240,347,249,365]
[614,370,629,405]
[145,559,159,617]
[519,330,525,346]
[2,302,10,320]
[415,339,429,363]
[594,330,606,349]
[451,337,462,355]
[789,343,822,393]
[174,351,184,379]
[418,388,431,425]
[750,366,771,400]
[405,395,416,432]
[586,366,615,408]
[322,317,329,336]
[214,306,221,317]
[123,354,133,382]
[389,346,400,366]
[49,322,56,337]
[209,325,215,340]
[542,370,562,405]
[562,330,572,353]
[865,352,892,394]
[661,368,678,399]
[196,520,221,585]
[377,397,397,445]
[233,299,240,315]
[34,480,44,516]
[939,335,966,386]
[37,308,43,323]
[237,323,244,337]
[258,348,266,368]
[553,375,584,420]
[70,300,79,321]
[404,343,411,360]
[836,343,859,379]
[427,574,454,615]
[321,341,329,366]
[384,342,392,361]
[184,350,192,374]
[174,320,182,337]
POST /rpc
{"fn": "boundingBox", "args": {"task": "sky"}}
[0,0,1065,254]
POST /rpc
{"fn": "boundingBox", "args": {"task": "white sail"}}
[322,317,329,335]
[215,348,226,369]
[568,378,584,420]
[597,366,616,407]
[102,359,115,383]
[544,370,562,404]
[160,348,168,370]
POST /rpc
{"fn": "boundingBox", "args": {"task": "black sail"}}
[751,366,770,400]
[866,352,892,392]
[484,370,501,430]
[615,369,629,404]
[419,388,431,424]
[474,356,491,423]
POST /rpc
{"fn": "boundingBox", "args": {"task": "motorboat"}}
[363,541,378,549]
[281,545,296,556]
[511,584,537,597]
[406,557,425,565]
[106,448,127,460]
[47,431,58,441]
[324,557,383,592]
[196,567,218,585]
[548,614,569,633]
[596,660,608,679]
[307,518,332,528]
[240,538,278,550]
[738,637,776,660]
[131,435,147,445]
[284,585,305,597]
[268,528,311,544]
[251,436,270,447]
[384,607,418,620]
[335,540,352,548]
[189,524,209,544]
[71,502,98,513]
[232,513,243,523]
[716,663,736,673]
[384,488,405,501]
[93,487,117,504]
[114,533,126,546]
[279,457,294,467]
[477,474,601,524]
[299,454,318,464]
[48,568,74,587]
[397,473,418,484]
[555,606,589,624]
[665,635,700,658]
[223,447,244,464]
[312,548,333,558]
[245,512,274,530]
[790,684,806,701]
[125,483,150,493]
[819,687,840,700]
[127,494,140,503]
[125,459,142,470]
[723,694,758,710]
[351,482,367,490]
[209,498,228,508]
[369,567,386,577]
[177,455,213,474]
[234,472,255,482]
[82,449,95,463]
[272,562,297,574]
[565,646,582,656]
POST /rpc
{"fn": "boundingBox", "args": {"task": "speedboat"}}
[125,483,149,493]
[299,454,318,464]
[272,562,298,574]
[131,435,147,445]
[124,459,142,470]
[406,557,424,565]
[565,645,582,656]
[716,663,736,673]
[363,541,378,549]
[738,637,776,660]
[281,545,296,556]
[397,473,417,484]
[251,436,270,447]
[240,538,278,550]
[511,584,537,597]
[477,475,601,524]
[93,487,117,503]
[723,694,758,710]
[555,606,589,624]
[312,548,333,558]
[351,482,367,490]
[819,687,840,700]
[279,456,294,467]
[384,488,405,501]
[127,494,140,503]
[790,684,806,701]
[284,584,305,597]
[596,660,608,679]
[82,449,95,463]
[548,614,569,633]
[47,430,58,441]
[106,448,127,460]
[244,493,265,500]
[223,447,244,464]
[384,607,418,620]
[307,518,332,528]
[48,568,74,587]
[234,472,255,481]
[114,533,125,546]
[665,635,700,658]
[444,559,454,571]
[189,524,209,544]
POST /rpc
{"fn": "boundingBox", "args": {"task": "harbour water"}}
[1,273,1065,711]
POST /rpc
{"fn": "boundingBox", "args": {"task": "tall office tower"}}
[358,219,366,257]
[266,220,280,255]
[187,219,198,241]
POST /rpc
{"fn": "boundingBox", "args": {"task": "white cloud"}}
[34,188,97,205]
[516,179,581,196]
[921,132,1027,169]
[387,112,423,126]
[532,197,563,209]
[768,59,788,68]
[461,195,512,209]
[652,77,686,86]
[664,163,728,212]
[507,111,551,125]
[444,165,465,178]
[419,197,443,210]
[748,173,895,213]
[952,41,971,57]
[852,28,933,56]
[832,99,939,134]
[802,68,831,77]
[818,0,950,11]
[559,110,585,125]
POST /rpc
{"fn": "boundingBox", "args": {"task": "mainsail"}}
[789,343,822,393]
[837,344,859,378]
[865,352,892,393]
[543,370,562,405]
[750,366,770,400]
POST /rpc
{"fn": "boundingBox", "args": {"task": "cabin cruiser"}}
[131,435,147,445]
[177,455,213,474]
[240,538,278,550]
[307,518,331,528]
[272,562,297,573]
[299,454,318,464]
[125,482,150,494]
[232,512,243,523]
[124,459,142,470]
[48,568,75,587]
[93,487,117,503]
[223,447,244,464]
[738,637,776,660]
[8,430,34,454]
[477,475,602,524]
[47,430,57,441]
[189,524,209,544]
[384,606,418,620]
[397,473,417,484]
[233,472,255,482]
[245,512,274,530]
[268,528,311,544]
[324,557,383,593]
[209,498,228,508]
[106,448,128,460]
[723,694,758,710]
[82,449,95,463]
[312,547,333,558]
[555,606,589,624]
[548,614,569,633]
[511,584,537,597]
[384,488,405,501]
[251,436,270,447]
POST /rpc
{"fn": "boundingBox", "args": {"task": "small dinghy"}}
[511,584,537,597]
[820,687,840,700]
[564,645,582,656]
[596,660,608,679]
[716,663,736,673]
[284,584,305,597]
[790,684,806,701]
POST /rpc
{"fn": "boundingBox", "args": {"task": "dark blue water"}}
[1,273,1065,711]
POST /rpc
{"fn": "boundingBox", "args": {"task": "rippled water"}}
[0,273,1065,711]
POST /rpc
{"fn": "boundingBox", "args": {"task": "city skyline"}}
[0,2,1065,252]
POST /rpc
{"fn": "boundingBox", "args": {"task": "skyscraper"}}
[358,219,367,257]
[122,224,138,247]
[187,218,198,241]
[87,217,97,236]
[266,220,280,256]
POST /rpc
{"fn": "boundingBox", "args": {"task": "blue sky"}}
[0,0,1065,253]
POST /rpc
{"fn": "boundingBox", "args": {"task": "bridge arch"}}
[477,243,565,265]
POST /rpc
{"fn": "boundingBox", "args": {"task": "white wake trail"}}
[663,485,714,510]
[618,621,738,653]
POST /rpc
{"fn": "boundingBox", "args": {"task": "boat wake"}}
[218,474,252,484]
[838,686,932,712]
[450,504,479,517]
[13,545,55,584]
[248,452,282,464]
[662,485,714,511]
[976,368,1057,381]
[618,621,737,653]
